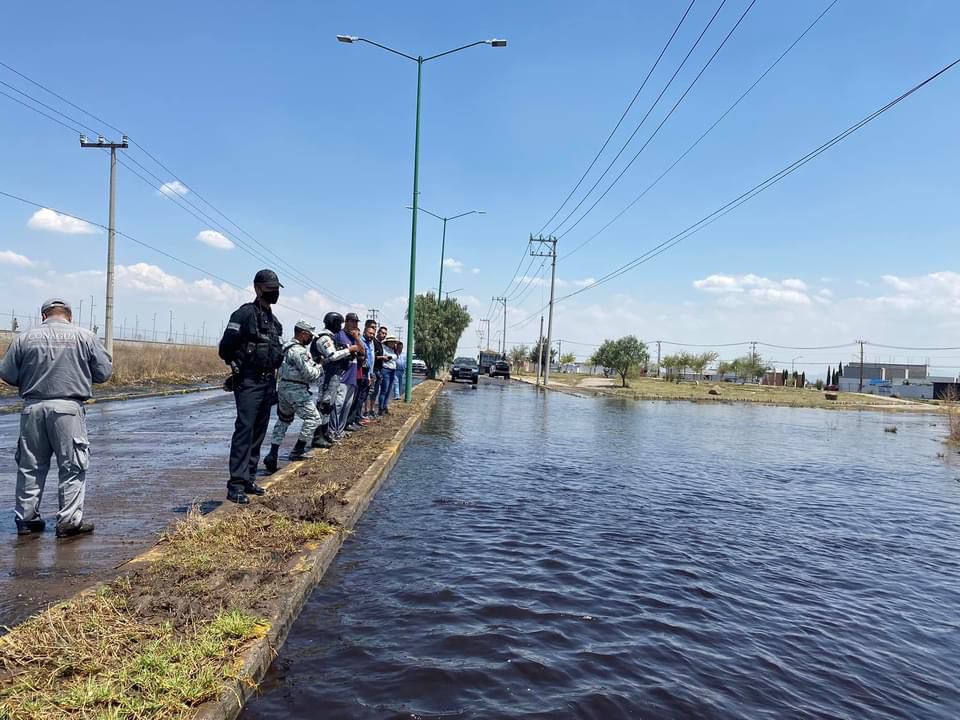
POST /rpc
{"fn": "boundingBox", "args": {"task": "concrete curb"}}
[193,379,444,720]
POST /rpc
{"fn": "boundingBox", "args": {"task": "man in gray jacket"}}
[0,298,113,537]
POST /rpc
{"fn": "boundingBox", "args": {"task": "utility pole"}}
[80,134,128,357]
[492,297,507,356]
[168,310,174,343]
[77,299,83,328]
[367,308,379,323]
[530,234,558,385]
[395,325,403,341]
[860,340,865,392]
[535,315,544,389]
[480,319,491,350]
[557,339,562,367]
[89,295,95,332]
[152,313,157,342]
[656,340,662,377]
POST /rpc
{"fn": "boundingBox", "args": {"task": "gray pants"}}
[15,399,90,529]
[271,382,322,446]
[332,383,356,437]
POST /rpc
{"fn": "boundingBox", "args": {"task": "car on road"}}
[450,357,479,385]
[411,357,427,374]
[489,360,511,379]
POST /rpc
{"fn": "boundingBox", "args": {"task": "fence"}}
[0,312,220,348]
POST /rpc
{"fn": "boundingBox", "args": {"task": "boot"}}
[311,433,332,449]
[313,425,327,447]
[289,439,312,461]
[263,444,280,473]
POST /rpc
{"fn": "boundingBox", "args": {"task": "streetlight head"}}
[79,134,87,145]
[337,35,358,43]
[476,210,487,215]
[487,38,508,48]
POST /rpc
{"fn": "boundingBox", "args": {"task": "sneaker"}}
[358,419,371,426]
[15,518,46,536]
[345,423,363,432]
[56,521,95,538]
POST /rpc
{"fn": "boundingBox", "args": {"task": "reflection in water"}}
[244,381,960,719]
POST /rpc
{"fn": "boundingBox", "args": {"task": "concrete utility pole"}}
[536,315,544,389]
[89,295,95,332]
[367,308,379,323]
[656,340,662,377]
[530,234,558,385]
[80,134,128,357]
[857,339,865,392]
[152,313,157,342]
[77,300,83,328]
[479,318,491,350]
[492,297,507,356]
[168,310,174,343]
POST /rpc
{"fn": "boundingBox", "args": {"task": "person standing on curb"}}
[332,312,362,438]
[311,311,358,447]
[378,336,398,415]
[219,269,284,505]
[394,340,406,400]
[263,320,323,473]
[0,298,112,538]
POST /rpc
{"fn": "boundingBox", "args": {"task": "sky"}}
[1,1,958,378]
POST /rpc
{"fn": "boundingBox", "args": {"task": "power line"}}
[535,0,698,235]
[554,0,758,239]
[556,55,960,302]
[562,0,838,260]
[866,342,960,352]
[548,0,737,237]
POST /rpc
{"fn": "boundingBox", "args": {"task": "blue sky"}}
[1,1,958,376]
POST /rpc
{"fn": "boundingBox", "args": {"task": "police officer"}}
[263,320,323,472]
[310,311,358,447]
[0,298,113,537]
[219,269,284,504]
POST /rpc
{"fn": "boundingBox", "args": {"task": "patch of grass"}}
[0,588,265,720]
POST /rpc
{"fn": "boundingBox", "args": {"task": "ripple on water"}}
[242,386,960,720]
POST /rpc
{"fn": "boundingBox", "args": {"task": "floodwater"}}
[0,390,234,625]
[244,379,960,719]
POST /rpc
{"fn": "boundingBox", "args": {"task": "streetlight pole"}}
[411,207,485,301]
[338,34,506,401]
[791,355,803,387]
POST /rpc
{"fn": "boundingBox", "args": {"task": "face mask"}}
[261,288,279,304]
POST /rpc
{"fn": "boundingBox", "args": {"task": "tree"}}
[411,293,471,378]
[590,335,649,387]
[508,345,528,368]
[559,352,577,366]
[529,337,557,367]
[690,351,719,380]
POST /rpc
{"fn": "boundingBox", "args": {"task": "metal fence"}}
[0,312,219,348]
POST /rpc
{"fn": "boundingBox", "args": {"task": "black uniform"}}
[218,301,283,494]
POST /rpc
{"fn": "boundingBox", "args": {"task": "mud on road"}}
[0,390,233,627]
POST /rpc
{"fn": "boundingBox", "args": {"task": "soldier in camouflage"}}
[263,319,324,473]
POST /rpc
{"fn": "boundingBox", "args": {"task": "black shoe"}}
[15,518,46,536]
[311,434,332,449]
[244,482,267,496]
[263,446,279,473]
[345,423,363,432]
[56,521,94,538]
[227,489,250,504]
[289,439,312,461]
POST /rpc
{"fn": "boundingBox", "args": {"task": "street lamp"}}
[407,205,484,301]
[338,34,506,402]
[445,287,464,299]
[791,355,803,386]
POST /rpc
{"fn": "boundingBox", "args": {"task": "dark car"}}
[489,360,511,379]
[450,357,479,385]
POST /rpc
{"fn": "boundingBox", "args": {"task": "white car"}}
[411,357,427,374]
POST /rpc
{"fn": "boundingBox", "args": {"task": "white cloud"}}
[158,180,189,198]
[0,250,36,267]
[196,230,235,250]
[471,267,481,274]
[27,208,100,235]
[443,257,464,273]
[693,273,812,305]
[115,262,248,306]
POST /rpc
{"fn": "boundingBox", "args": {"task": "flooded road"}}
[244,379,960,719]
[1,390,233,625]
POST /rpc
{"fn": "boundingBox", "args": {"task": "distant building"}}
[840,362,959,399]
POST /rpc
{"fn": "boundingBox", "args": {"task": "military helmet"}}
[323,311,344,332]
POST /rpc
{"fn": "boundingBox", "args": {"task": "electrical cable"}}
[554,0,758,239]
[556,55,960,302]
[562,0,838,260]
[535,0,698,235]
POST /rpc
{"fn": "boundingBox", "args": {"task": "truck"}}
[478,349,501,375]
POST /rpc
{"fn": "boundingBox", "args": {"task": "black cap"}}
[344,312,360,322]
[253,269,283,288]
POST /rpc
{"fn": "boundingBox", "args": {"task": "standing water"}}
[243,380,960,719]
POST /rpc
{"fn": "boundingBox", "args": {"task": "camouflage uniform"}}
[271,340,323,446]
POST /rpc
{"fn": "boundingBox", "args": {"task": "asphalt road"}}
[0,389,235,626]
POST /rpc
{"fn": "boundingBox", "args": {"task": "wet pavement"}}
[0,390,234,626]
